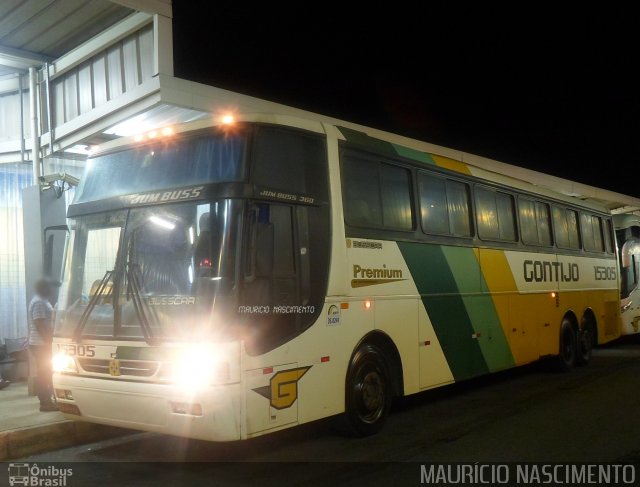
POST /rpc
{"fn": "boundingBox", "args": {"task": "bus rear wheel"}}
[576,322,594,366]
[556,319,577,371]
[345,343,392,436]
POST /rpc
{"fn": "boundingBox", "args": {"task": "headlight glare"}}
[171,344,230,390]
[52,352,78,373]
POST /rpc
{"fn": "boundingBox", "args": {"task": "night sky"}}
[172,3,639,197]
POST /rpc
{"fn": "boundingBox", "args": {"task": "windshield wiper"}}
[74,270,113,341]
[126,262,161,345]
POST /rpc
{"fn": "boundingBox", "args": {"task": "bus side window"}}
[592,216,605,252]
[419,173,472,237]
[604,219,614,254]
[476,187,516,242]
[380,163,413,230]
[475,187,500,240]
[535,202,552,246]
[520,199,552,247]
[245,204,296,304]
[419,173,448,234]
[243,203,299,348]
[581,213,605,252]
[446,180,472,237]
[552,206,570,248]
[566,210,581,249]
[343,156,382,227]
[518,198,537,245]
[553,207,582,250]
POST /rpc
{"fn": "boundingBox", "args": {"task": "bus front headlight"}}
[171,344,232,390]
[52,353,78,373]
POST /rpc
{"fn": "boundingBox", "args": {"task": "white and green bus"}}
[614,214,640,335]
[52,98,621,439]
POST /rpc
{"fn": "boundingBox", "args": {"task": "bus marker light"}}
[364,300,372,310]
[133,134,144,142]
[424,341,431,346]
[147,130,158,139]
[171,401,203,416]
[551,292,557,298]
[221,114,235,125]
[263,367,273,375]
[161,126,174,136]
[340,303,349,309]
[321,356,330,363]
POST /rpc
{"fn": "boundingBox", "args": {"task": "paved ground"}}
[17,337,640,486]
[0,382,129,460]
[0,382,65,432]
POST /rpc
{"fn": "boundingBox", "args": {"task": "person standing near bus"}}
[28,279,58,411]
[0,373,9,390]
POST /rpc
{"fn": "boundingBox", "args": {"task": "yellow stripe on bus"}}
[478,249,535,365]
[431,155,471,175]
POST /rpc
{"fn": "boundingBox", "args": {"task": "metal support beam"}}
[153,13,173,76]
[0,76,21,95]
[19,74,25,162]
[0,45,52,72]
[109,0,172,18]
[50,12,153,80]
[39,77,162,155]
[29,67,41,181]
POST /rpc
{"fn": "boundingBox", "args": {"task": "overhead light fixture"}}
[149,215,175,230]
[65,144,91,155]
[221,114,235,125]
[104,113,152,137]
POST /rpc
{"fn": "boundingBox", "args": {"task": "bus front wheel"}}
[345,343,392,436]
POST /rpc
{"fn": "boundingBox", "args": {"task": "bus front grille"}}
[77,358,159,377]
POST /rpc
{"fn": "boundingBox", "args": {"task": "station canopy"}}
[1,1,638,215]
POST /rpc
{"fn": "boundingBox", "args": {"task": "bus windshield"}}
[55,199,243,341]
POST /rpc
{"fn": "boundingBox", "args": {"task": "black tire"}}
[576,322,594,366]
[345,343,392,436]
[556,319,577,371]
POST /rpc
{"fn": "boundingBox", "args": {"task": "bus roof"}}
[94,74,640,215]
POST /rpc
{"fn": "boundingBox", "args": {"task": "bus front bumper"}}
[52,373,243,442]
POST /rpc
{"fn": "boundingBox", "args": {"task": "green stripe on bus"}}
[337,126,397,156]
[397,242,489,380]
[441,247,515,372]
[391,144,436,165]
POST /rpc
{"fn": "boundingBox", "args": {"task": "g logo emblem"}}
[253,366,311,409]
[109,359,121,377]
